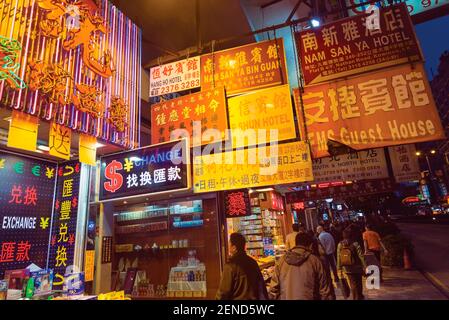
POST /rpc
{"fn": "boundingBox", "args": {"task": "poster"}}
[99,140,191,201]
[0,151,57,278]
[193,141,313,193]
[201,39,288,95]
[48,161,81,288]
[151,87,228,145]
[286,178,395,203]
[296,3,422,85]
[228,85,297,148]
[389,144,421,183]
[294,63,445,158]
[312,148,388,183]
[149,57,201,97]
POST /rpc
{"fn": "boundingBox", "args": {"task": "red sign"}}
[201,39,288,95]
[224,190,251,218]
[151,87,228,145]
[295,3,422,85]
[286,178,395,203]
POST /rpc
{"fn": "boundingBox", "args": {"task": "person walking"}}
[269,232,334,300]
[317,226,338,281]
[337,229,367,300]
[285,223,299,250]
[216,233,268,300]
[363,224,389,282]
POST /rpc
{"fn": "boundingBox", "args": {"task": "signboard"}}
[48,161,81,288]
[296,3,422,86]
[389,144,421,183]
[228,85,297,148]
[346,0,449,18]
[294,63,445,158]
[149,57,201,97]
[151,87,228,145]
[193,141,313,193]
[84,250,95,282]
[0,151,57,278]
[286,178,395,203]
[102,237,113,264]
[312,148,388,183]
[99,140,191,201]
[201,39,288,95]
[224,190,252,218]
[7,111,39,152]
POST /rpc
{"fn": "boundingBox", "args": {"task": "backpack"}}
[340,242,357,267]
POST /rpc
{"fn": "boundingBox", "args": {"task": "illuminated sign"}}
[99,140,191,201]
[224,190,251,218]
[346,0,449,18]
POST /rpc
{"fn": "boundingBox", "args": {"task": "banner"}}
[312,148,388,183]
[99,140,190,201]
[294,63,445,158]
[0,151,57,278]
[48,161,81,288]
[228,85,297,148]
[286,178,395,203]
[201,39,288,95]
[296,3,422,85]
[149,57,201,97]
[389,144,421,183]
[346,0,449,18]
[151,87,228,145]
[193,141,313,193]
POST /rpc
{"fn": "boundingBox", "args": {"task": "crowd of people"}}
[216,218,390,300]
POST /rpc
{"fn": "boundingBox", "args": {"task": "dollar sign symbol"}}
[104,160,123,193]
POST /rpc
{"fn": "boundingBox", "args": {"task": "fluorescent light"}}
[95,142,106,148]
[38,145,50,151]
[311,18,320,27]
[254,188,274,192]
[130,156,141,162]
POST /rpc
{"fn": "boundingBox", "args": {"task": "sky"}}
[415,14,449,79]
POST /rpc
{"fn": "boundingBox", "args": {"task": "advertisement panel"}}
[149,57,201,97]
[201,39,288,95]
[228,85,297,148]
[294,63,445,158]
[99,140,190,201]
[0,151,57,278]
[193,141,313,193]
[151,87,228,145]
[296,3,422,85]
[388,144,421,183]
[312,148,388,183]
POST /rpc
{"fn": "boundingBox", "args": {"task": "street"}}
[398,222,449,295]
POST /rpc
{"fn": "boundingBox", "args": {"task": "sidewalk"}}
[334,267,448,300]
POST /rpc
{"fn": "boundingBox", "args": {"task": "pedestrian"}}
[269,232,334,300]
[337,229,367,300]
[363,224,389,282]
[316,226,339,281]
[285,223,299,250]
[216,233,268,300]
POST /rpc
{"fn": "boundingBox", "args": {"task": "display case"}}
[112,196,221,299]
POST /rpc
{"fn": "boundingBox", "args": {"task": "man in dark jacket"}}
[268,232,334,300]
[216,233,268,300]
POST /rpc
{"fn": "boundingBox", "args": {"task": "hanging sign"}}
[296,3,422,86]
[151,87,228,145]
[224,190,252,218]
[201,39,288,95]
[7,111,38,152]
[294,63,445,158]
[193,141,313,193]
[388,144,421,183]
[228,85,297,148]
[49,123,72,160]
[79,134,97,166]
[99,140,191,201]
[0,151,57,278]
[149,57,201,97]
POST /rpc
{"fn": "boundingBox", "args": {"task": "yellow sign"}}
[49,123,71,160]
[228,85,297,148]
[84,250,95,282]
[193,141,313,193]
[7,111,38,152]
[98,291,127,300]
[79,134,97,166]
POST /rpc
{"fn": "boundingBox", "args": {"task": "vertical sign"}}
[48,161,81,289]
[102,237,112,264]
[0,151,57,278]
[389,144,421,183]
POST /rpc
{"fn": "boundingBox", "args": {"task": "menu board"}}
[0,151,57,277]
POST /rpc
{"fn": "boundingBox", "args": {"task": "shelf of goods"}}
[167,264,207,298]
[239,213,264,256]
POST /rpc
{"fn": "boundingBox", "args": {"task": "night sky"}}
[415,14,449,80]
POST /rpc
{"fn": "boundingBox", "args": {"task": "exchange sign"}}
[296,3,422,85]
[294,63,445,158]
